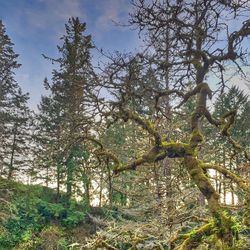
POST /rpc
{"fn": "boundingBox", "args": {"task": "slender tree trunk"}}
[66,160,73,199]
[66,149,75,200]
[56,164,60,201]
[107,163,113,208]
[215,170,218,192]
[164,157,174,230]
[8,124,17,180]
[153,163,161,202]
[82,169,90,208]
[231,185,235,205]
[99,170,104,207]
[223,148,226,204]
[85,181,90,207]
[45,165,49,187]
[223,177,227,204]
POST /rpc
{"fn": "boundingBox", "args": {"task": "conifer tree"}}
[36,17,96,200]
[0,20,31,179]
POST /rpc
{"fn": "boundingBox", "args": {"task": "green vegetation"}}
[0,178,91,249]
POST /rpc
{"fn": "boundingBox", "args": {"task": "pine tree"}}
[36,17,96,200]
[0,20,31,179]
[210,87,250,203]
[0,20,20,170]
[6,88,31,180]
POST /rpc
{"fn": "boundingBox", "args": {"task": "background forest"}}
[0,1,250,249]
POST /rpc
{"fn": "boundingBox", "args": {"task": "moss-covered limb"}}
[166,215,209,228]
[227,20,250,59]
[222,135,249,163]
[119,109,162,146]
[182,215,209,224]
[161,141,194,158]
[91,239,118,250]
[84,136,105,149]
[169,232,189,249]
[154,89,185,112]
[218,109,250,160]
[113,145,163,173]
[184,156,236,246]
[204,108,222,127]
[244,151,250,161]
[174,222,214,250]
[95,150,120,168]
[226,136,241,151]
[209,20,250,64]
[190,129,204,149]
[201,163,250,193]
[113,156,147,174]
[184,156,221,215]
[175,82,212,109]
[221,110,237,136]
[189,83,213,148]
[62,135,104,157]
[113,141,195,173]
[154,89,185,100]
[202,108,249,160]
[62,135,122,171]
[215,109,237,142]
[169,222,213,249]
[101,108,162,174]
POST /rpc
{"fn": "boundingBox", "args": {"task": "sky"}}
[0,0,140,109]
[0,1,249,110]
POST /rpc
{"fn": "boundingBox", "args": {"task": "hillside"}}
[0,177,100,249]
[0,177,176,249]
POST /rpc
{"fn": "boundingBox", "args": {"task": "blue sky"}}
[0,0,140,109]
[0,1,249,109]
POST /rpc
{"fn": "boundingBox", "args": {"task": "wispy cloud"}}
[25,0,83,30]
[95,0,130,31]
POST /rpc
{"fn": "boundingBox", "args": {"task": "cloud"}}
[95,0,130,31]
[46,0,83,20]
[24,0,84,31]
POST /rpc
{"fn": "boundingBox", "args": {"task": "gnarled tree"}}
[91,1,250,249]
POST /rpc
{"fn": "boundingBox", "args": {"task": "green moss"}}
[147,119,155,129]
[161,141,194,158]
[161,141,168,147]
[190,129,204,148]
[191,59,202,69]
[178,222,214,250]
[189,168,201,176]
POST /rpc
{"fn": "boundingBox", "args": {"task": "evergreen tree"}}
[0,20,31,179]
[0,20,20,170]
[208,86,250,203]
[6,89,31,180]
[36,17,96,200]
